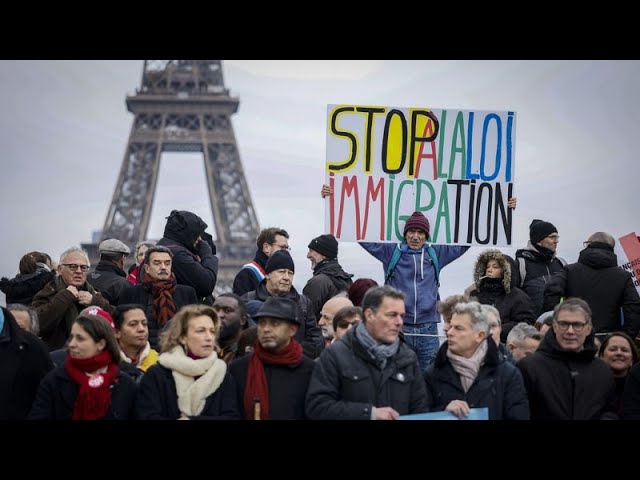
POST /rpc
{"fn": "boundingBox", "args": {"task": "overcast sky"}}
[1,60,639,306]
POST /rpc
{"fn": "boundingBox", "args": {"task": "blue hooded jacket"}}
[360,242,468,325]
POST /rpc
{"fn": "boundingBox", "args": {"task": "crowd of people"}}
[2,195,640,420]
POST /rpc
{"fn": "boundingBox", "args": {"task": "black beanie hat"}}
[529,219,558,244]
[265,250,295,274]
[308,234,338,259]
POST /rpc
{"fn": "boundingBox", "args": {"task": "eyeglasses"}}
[555,321,588,332]
[62,264,90,272]
[271,243,291,252]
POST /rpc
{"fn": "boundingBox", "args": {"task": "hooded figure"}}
[468,249,536,342]
[156,210,219,301]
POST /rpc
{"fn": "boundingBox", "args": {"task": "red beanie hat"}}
[403,211,430,238]
[79,306,115,330]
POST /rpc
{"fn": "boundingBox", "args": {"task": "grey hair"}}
[452,301,490,335]
[553,297,592,324]
[587,232,615,248]
[58,246,90,266]
[480,304,501,327]
[135,240,156,256]
[507,322,542,346]
[6,304,39,336]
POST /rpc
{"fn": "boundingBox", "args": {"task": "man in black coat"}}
[0,307,53,419]
[512,219,566,317]
[229,296,315,420]
[518,298,618,420]
[543,231,640,339]
[156,210,218,301]
[119,246,198,350]
[88,238,131,305]
[303,233,353,320]
[233,227,290,297]
[242,250,324,359]
[305,285,429,420]
[424,301,529,420]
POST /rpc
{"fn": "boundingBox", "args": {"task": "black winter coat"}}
[622,362,640,419]
[424,339,529,420]
[543,244,640,338]
[514,245,566,317]
[0,308,53,419]
[136,363,241,420]
[229,352,315,420]
[303,259,353,320]
[469,278,536,342]
[88,261,129,305]
[29,366,137,420]
[517,329,617,420]
[242,282,324,359]
[305,327,428,420]
[118,283,199,350]
[0,269,56,306]
[156,210,218,299]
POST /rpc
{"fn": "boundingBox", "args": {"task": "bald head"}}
[318,295,354,340]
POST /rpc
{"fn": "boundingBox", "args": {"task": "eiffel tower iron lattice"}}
[82,60,260,294]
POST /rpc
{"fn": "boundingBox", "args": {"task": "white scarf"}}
[159,346,227,417]
[446,340,488,393]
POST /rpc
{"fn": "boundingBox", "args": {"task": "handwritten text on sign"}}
[324,105,516,245]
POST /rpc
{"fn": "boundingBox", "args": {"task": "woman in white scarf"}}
[136,304,241,420]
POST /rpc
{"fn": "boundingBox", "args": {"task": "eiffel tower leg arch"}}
[83,61,261,295]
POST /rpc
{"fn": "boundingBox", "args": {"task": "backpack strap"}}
[384,244,440,286]
[241,261,266,284]
[556,256,567,267]
[426,245,440,287]
[517,257,526,288]
[385,245,403,283]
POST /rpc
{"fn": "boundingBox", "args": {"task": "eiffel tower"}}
[82,60,260,294]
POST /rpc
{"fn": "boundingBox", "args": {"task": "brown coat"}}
[32,276,112,351]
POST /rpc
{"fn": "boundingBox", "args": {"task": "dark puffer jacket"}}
[0,268,56,306]
[303,259,354,319]
[0,307,54,419]
[514,243,566,316]
[305,326,428,420]
[468,249,536,342]
[543,243,640,338]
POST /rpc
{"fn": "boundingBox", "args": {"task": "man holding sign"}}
[322,104,518,372]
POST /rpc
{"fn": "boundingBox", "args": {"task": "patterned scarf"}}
[142,272,177,328]
[64,350,118,420]
[244,339,303,420]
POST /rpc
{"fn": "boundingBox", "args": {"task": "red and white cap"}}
[79,306,115,330]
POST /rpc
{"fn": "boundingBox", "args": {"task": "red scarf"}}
[142,271,177,328]
[244,339,303,420]
[64,350,118,420]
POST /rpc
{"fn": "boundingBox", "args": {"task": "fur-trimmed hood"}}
[473,249,511,293]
